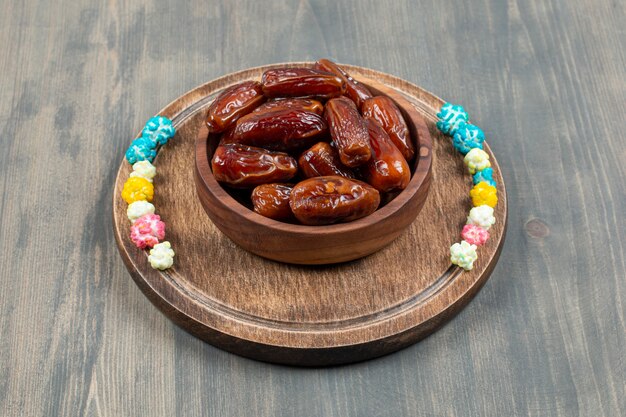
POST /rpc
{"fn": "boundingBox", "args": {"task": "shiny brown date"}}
[289,176,380,225]
[261,68,346,99]
[218,125,237,145]
[361,96,415,161]
[206,81,265,133]
[251,183,294,221]
[315,59,373,109]
[233,108,327,151]
[211,144,297,188]
[362,118,411,192]
[324,97,371,168]
[252,98,324,115]
[298,142,355,179]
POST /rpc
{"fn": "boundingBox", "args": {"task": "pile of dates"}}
[207,59,415,226]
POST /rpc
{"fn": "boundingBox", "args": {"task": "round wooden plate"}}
[113,63,507,366]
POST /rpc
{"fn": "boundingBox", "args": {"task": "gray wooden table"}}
[1,0,624,416]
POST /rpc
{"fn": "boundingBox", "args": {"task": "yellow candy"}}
[122,177,154,204]
[470,182,497,208]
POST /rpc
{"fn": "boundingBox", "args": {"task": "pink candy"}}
[130,214,166,249]
[461,224,489,246]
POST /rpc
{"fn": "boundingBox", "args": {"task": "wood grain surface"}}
[0,0,624,416]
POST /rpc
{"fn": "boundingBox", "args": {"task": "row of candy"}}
[436,103,498,271]
[121,116,176,270]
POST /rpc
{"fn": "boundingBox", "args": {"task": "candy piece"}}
[127,200,156,222]
[470,182,498,208]
[148,241,175,270]
[125,137,156,164]
[461,224,489,246]
[464,148,491,174]
[436,103,468,136]
[142,115,176,139]
[452,123,485,155]
[450,240,478,271]
[467,205,496,230]
[121,177,154,204]
[473,167,496,187]
[130,160,157,183]
[142,129,170,147]
[130,214,165,249]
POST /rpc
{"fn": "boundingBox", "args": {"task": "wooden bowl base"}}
[113,64,507,366]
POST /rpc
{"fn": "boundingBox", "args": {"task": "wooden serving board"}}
[113,63,507,366]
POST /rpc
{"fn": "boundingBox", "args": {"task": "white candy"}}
[148,241,175,270]
[464,148,491,174]
[466,205,496,230]
[130,160,157,182]
[127,200,155,222]
[450,240,478,271]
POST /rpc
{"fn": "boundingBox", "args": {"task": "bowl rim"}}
[194,71,433,235]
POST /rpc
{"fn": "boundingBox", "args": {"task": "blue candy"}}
[436,103,468,136]
[142,116,176,140]
[473,167,496,187]
[453,123,485,155]
[125,137,157,164]
[142,129,170,147]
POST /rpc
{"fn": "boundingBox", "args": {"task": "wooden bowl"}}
[194,75,432,265]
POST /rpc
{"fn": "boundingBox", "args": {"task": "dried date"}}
[261,68,346,99]
[233,108,327,151]
[362,118,410,192]
[324,97,371,167]
[251,183,294,221]
[289,176,380,225]
[298,142,355,179]
[315,59,373,109]
[361,96,415,161]
[211,144,297,188]
[252,98,324,115]
[206,81,265,133]
[218,125,237,145]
